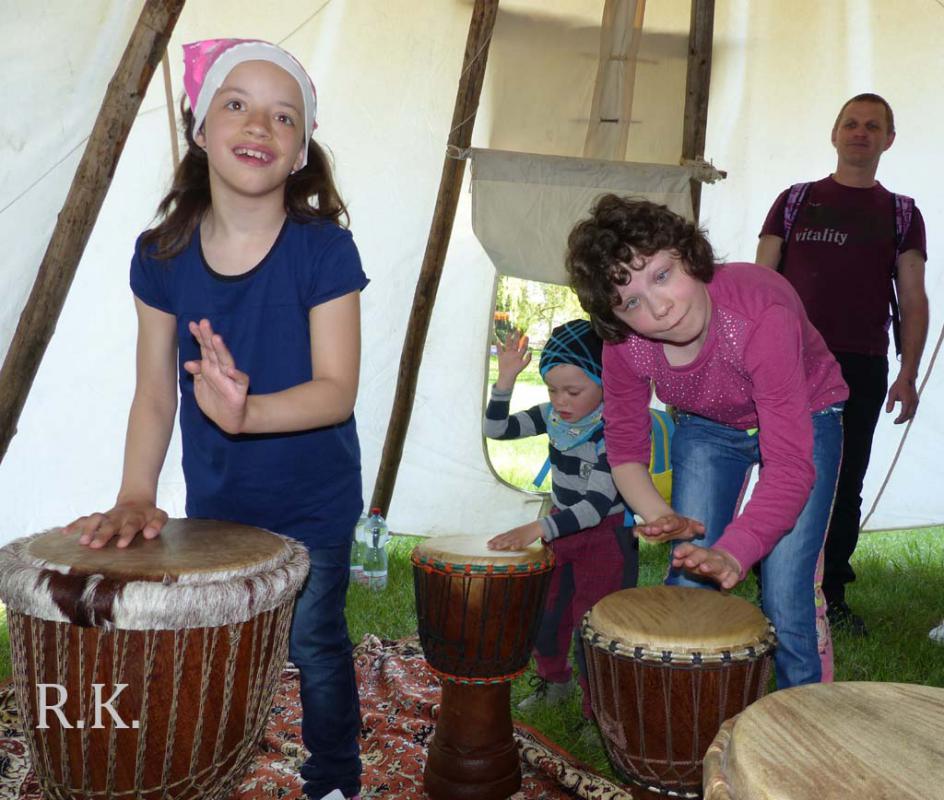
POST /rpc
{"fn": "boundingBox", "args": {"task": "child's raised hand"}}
[494,329,531,391]
[634,513,706,544]
[63,501,168,549]
[671,543,743,590]
[184,319,250,434]
[487,521,543,551]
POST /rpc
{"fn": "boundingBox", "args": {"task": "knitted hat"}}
[539,319,603,385]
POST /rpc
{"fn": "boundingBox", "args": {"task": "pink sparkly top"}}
[603,262,848,572]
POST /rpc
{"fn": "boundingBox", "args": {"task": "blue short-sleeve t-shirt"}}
[130,217,368,548]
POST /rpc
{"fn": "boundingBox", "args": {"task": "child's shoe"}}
[517,676,574,710]
[930,620,944,644]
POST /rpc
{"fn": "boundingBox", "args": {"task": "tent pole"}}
[0,0,187,463]
[681,0,715,220]
[369,0,500,517]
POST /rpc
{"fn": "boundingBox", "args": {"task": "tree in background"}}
[494,277,586,344]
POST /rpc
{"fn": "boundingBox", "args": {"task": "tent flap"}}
[471,148,696,284]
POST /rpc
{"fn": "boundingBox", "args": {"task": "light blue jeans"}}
[665,405,843,688]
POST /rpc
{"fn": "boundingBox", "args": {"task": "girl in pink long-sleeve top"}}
[566,195,848,689]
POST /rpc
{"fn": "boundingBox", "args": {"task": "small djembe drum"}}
[581,586,776,798]
[0,519,309,800]
[704,682,944,799]
[411,535,554,800]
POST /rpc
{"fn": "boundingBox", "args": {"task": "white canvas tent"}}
[0,0,941,547]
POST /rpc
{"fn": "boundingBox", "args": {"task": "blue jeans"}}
[665,406,843,688]
[290,541,362,798]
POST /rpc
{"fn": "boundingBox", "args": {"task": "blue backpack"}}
[781,182,914,356]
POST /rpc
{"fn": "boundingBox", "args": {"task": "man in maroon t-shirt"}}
[756,93,929,636]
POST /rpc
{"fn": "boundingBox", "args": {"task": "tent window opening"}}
[484,275,587,495]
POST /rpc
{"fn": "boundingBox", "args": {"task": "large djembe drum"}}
[0,519,309,800]
[581,586,776,798]
[703,681,944,799]
[411,535,554,800]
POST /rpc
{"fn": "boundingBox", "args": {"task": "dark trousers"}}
[534,513,638,716]
[822,352,888,605]
[290,540,362,799]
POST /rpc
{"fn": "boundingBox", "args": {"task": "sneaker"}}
[826,600,868,637]
[517,676,575,711]
[930,621,944,644]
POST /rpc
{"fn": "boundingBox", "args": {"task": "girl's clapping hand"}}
[184,318,251,434]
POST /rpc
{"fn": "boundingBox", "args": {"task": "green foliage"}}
[494,276,586,343]
[485,357,553,491]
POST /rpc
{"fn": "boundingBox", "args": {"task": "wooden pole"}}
[0,0,187,463]
[162,50,181,169]
[681,0,715,220]
[370,0,500,516]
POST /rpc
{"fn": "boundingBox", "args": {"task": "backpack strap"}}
[893,194,915,257]
[780,182,813,264]
[888,193,915,358]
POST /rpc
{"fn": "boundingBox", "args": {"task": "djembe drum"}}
[703,682,944,799]
[411,535,554,800]
[0,519,309,800]
[581,586,776,798]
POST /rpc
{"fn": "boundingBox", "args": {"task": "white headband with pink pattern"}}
[182,38,318,167]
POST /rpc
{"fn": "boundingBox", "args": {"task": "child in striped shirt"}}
[486,319,637,716]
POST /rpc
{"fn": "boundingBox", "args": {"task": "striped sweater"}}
[484,386,625,541]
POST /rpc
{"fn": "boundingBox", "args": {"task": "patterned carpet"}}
[0,635,633,799]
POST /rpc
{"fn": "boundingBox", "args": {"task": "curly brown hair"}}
[141,99,349,260]
[565,194,716,342]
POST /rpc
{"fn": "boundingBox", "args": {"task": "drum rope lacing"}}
[14,603,296,798]
[581,618,777,666]
[412,551,554,685]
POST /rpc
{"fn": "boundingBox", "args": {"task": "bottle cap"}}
[370,507,382,515]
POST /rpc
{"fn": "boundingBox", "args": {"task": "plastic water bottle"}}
[350,513,367,584]
[362,507,390,591]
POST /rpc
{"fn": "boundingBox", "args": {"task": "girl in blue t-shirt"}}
[65,39,366,800]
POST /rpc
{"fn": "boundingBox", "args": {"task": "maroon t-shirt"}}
[760,176,927,356]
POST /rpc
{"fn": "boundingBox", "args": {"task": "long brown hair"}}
[141,99,349,260]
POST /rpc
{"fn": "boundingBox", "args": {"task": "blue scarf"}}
[534,402,604,487]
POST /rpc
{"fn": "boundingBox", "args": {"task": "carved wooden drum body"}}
[0,519,310,800]
[582,586,776,798]
[704,682,944,800]
[412,534,553,800]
